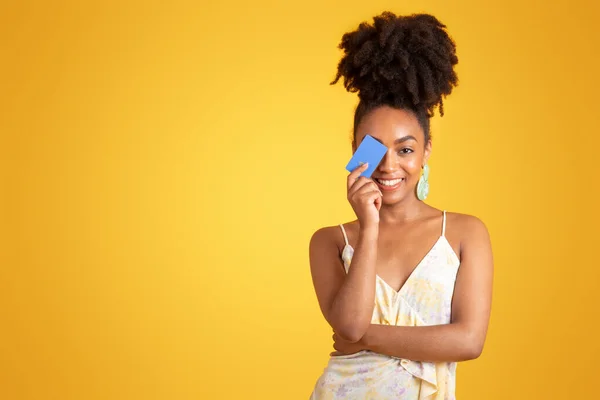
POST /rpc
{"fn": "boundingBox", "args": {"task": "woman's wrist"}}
[358,224,379,239]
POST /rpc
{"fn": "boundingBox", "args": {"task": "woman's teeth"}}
[375,178,403,187]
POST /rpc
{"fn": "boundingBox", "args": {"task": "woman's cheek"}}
[404,158,421,172]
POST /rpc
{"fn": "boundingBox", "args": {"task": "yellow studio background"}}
[1,1,599,399]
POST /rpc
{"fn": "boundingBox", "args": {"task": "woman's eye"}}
[398,148,413,154]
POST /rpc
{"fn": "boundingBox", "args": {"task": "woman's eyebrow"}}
[395,135,417,144]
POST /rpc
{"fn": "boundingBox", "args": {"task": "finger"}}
[354,182,383,196]
[353,181,383,198]
[348,176,377,197]
[347,163,369,190]
[360,191,383,207]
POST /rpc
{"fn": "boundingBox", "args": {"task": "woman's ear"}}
[423,140,432,165]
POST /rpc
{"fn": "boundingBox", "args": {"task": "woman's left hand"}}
[330,331,368,356]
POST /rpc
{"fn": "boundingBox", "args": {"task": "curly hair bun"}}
[331,12,459,117]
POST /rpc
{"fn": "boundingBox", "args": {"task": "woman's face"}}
[353,106,431,205]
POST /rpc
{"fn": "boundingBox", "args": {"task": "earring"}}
[417,164,429,201]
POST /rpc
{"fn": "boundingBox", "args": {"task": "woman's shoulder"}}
[310,221,358,251]
[440,211,491,262]
[445,210,490,242]
[445,210,487,229]
[310,224,344,249]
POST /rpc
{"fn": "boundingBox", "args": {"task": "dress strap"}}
[442,210,447,237]
[339,224,349,246]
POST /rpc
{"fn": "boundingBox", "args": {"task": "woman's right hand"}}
[347,163,383,229]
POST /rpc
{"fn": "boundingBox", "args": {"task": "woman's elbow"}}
[334,319,369,343]
[463,344,483,361]
[462,332,485,360]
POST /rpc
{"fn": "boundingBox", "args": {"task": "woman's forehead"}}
[356,107,424,143]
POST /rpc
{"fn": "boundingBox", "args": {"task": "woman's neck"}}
[378,198,430,226]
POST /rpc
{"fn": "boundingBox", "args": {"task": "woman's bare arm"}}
[335,215,494,361]
[310,225,378,342]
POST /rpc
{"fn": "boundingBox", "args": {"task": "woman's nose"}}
[377,150,397,173]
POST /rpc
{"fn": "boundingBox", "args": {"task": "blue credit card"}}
[345,135,388,178]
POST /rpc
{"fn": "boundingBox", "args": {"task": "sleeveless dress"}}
[310,211,461,400]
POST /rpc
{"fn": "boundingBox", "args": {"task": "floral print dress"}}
[310,211,460,400]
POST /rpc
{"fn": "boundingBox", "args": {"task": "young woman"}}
[309,12,493,399]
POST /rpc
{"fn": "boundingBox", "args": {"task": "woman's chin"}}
[381,193,405,205]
